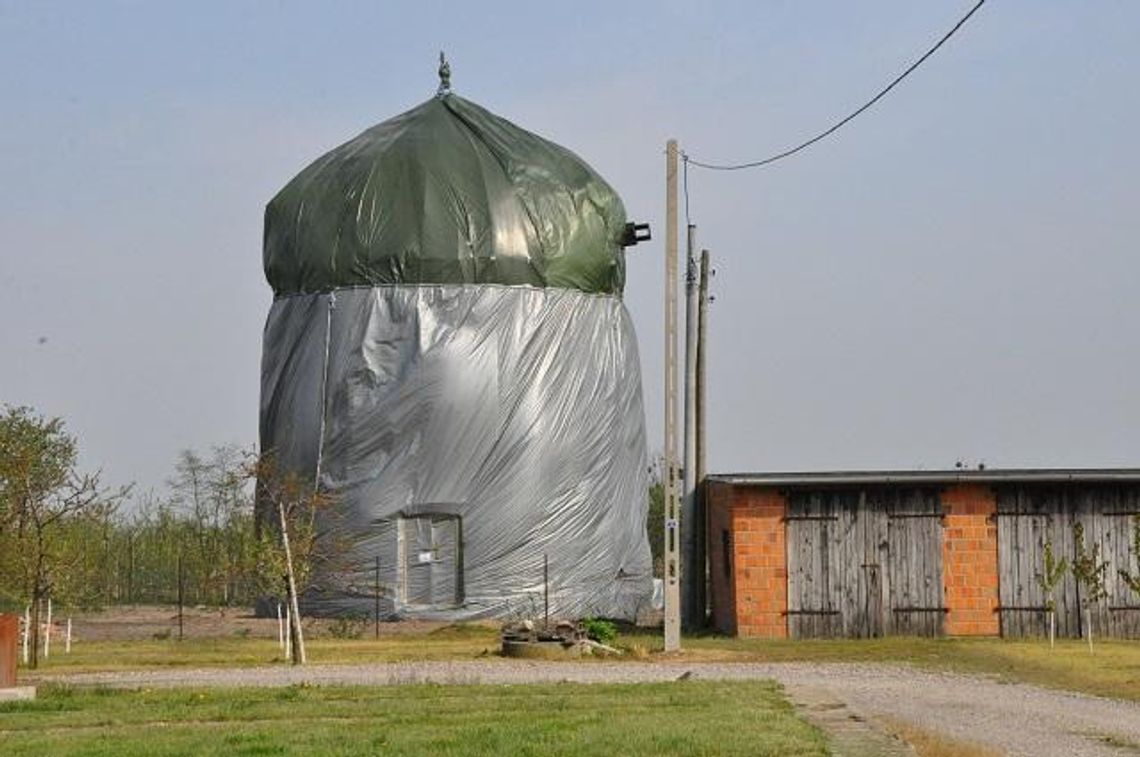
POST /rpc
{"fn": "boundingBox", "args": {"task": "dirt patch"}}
[67,605,469,642]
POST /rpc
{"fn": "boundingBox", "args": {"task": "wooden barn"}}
[706,470,1140,639]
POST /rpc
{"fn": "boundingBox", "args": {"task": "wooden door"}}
[997,485,1140,639]
[877,489,945,636]
[786,488,944,638]
[995,487,1079,637]
[786,491,848,638]
[399,515,462,609]
[786,490,887,638]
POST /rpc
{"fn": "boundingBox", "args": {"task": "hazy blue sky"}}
[2,1,1137,495]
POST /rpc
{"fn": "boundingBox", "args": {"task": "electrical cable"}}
[684,0,987,172]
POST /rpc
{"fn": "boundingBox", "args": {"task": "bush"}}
[582,617,618,645]
[326,615,368,640]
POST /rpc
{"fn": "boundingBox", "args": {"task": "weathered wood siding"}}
[786,488,944,638]
[880,489,944,636]
[996,485,1140,639]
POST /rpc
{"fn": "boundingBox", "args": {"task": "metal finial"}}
[437,51,451,96]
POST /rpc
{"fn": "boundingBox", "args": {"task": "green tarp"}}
[264,94,628,297]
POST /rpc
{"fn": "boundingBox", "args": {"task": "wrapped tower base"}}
[262,285,651,619]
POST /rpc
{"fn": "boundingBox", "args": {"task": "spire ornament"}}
[437,51,451,96]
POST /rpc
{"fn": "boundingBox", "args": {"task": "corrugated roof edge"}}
[708,469,1140,487]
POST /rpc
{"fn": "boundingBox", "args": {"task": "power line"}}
[684,0,987,172]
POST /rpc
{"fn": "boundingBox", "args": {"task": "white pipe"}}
[277,603,284,650]
[66,618,72,654]
[44,598,52,659]
[21,606,29,664]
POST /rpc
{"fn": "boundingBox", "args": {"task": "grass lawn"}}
[0,680,827,757]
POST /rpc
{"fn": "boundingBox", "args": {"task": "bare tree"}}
[169,446,254,605]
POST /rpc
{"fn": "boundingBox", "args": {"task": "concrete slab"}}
[0,686,36,701]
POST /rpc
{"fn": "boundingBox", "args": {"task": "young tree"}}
[1035,533,1067,649]
[250,453,336,665]
[1071,521,1108,654]
[0,406,127,667]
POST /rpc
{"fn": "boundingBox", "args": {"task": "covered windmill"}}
[259,57,653,619]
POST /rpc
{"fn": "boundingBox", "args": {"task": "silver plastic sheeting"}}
[260,285,653,620]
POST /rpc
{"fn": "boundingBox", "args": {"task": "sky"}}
[1,1,1137,497]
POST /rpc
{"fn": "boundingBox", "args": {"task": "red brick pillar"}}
[731,488,788,638]
[942,485,1000,636]
[0,614,17,687]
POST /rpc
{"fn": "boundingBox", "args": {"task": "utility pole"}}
[682,224,701,631]
[663,139,681,652]
[696,248,711,620]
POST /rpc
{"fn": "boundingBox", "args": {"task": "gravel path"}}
[42,661,1140,756]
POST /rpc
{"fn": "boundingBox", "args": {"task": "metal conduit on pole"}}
[663,139,681,652]
[681,224,701,631]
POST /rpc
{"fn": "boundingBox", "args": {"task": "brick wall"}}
[942,484,1000,636]
[0,614,17,687]
[710,480,1001,639]
[714,486,788,638]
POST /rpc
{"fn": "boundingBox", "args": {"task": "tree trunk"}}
[29,591,41,669]
[277,499,306,665]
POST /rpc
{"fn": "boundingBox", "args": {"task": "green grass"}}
[0,681,827,756]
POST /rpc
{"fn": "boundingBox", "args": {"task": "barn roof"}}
[709,468,1140,487]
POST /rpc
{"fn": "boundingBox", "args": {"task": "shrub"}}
[326,615,368,640]
[582,617,618,645]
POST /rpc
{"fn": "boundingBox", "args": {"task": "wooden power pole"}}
[696,248,711,621]
[682,224,701,630]
[663,140,681,651]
